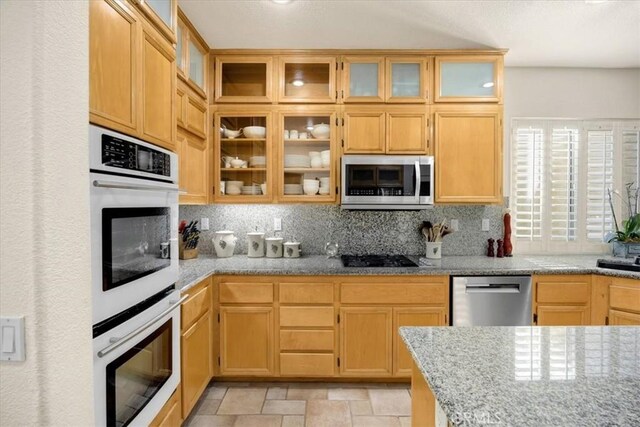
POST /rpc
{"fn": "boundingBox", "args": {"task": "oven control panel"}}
[101,135,170,177]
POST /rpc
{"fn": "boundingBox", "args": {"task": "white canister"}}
[425,242,442,259]
[266,237,284,258]
[284,241,302,258]
[247,232,265,258]
[310,156,323,168]
[213,230,237,258]
[290,130,299,139]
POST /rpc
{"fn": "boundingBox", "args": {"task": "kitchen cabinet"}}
[278,56,337,103]
[214,56,274,103]
[393,308,445,376]
[132,0,177,44]
[341,56,385,103]
[178,129,209,205]
[213,109,273,203]
[609,309,640,325]
[433,105,502,204]
[533,275,591,326]
[385,57,431,103]
[149,386,182,427]
[177,10,209,97]
[180,277,212,419]
[608,277,640,325]
[90,0,176,151]
[278,107,338,203]
[343,106,429,155]
[434,55,503,103]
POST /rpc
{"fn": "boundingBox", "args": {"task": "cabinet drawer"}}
[220,282,273,303]
[280,330,334,351]
[280,353,335,376]
[340,283,446,305]
[181,279,211,331]
[279,283,334,304]
[536,279,590,304]
[610,281,640,313]
[279,307,334,327]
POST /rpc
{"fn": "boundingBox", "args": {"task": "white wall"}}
[503,67,640,195]
[0,1,93,425]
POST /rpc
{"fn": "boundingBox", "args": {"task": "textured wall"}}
[180,204,506,256]
[0,1,93,425]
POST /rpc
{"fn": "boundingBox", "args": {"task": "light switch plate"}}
[1,317,25,362]
[482,218,490,232]
[200,217,209,231]
[450,219,459,231]
[274,218,282,232]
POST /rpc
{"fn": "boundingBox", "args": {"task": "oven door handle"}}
[414,161,421,203]
[93,179,181,193]
[97,294,189,358]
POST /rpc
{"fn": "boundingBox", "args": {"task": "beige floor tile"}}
[282,415,305,427]
[368,389,411,416]
[217,387,267,415]
[399,417,411,427]
[212,382,250,388]
[287,387,328,400]
[233,415,282,427]
[352,416,401,427]
[385,383,411,389]
[328,388,369,401]
[349,400,373,416]
[205,386,228,400]
[305,400,351,427]
[195,398,222,415]
[262,399,306,415]
[266,386,288,400]
[188,414,236,427]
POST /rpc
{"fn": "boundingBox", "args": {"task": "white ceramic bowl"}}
[320,150,331,158]
[224,129,242,139]
[311,123,330,139]
[230,158,244,168]
[303,179,319,186]
[309,151,320,158]
[249,156,266,167]
[303,187,318,195]
[243,126,266,139]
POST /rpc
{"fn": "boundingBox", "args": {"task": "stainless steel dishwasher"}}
[452,276,532,326]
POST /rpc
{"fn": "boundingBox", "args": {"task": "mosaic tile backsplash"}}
[180,203,507,256]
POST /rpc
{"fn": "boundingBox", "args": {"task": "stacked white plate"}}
[241,184,262,195]
[225,180,243,195]
[249,156,266,167]
[284,184,303,195]
[284,154,311,168]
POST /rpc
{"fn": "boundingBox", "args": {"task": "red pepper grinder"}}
[487,238,495,257]
[497,239,504,258]
[503,209,513,257]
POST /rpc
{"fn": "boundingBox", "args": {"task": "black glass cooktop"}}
[341,255,418,268]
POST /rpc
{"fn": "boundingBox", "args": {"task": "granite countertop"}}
[400,326,640,427]
[177,254,639,292]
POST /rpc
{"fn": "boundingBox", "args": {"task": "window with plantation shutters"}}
[511,119,640,254]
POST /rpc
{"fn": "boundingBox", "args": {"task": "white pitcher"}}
[247,232,265,258]
[213,230,237,258]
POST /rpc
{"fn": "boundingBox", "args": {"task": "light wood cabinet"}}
[533,275,591,326]
[433,105,502,203]
[342,108,386,153]
[608,309,640,325]
[178,130,209,205]
[214,56,274,103]
[278,56,337,103]
[341,56,385,103]
[176,84,186,127]
[607,277,640,325]
[177,9,209,97]
[393,308,445,376]
[434,55,503,103]
[149,386,182,427]
[339,307,393,377]
[385,57,431,103]
[387,110,428,154]
[219,306,275,376]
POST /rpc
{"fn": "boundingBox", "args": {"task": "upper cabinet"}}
[278,56,337,103]
[434,55,503,103]
[341,56,385,103]
[385,57,430,103]
[177,10,209,98]
[131,0,177,44]
[214,56,274,103]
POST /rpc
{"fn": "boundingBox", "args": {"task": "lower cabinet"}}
[393,308,445,376]
[536,305,590,326]
[609,309,640,325]
[149,386,182,427]
[608,277,640,325]
[533,275,591,326]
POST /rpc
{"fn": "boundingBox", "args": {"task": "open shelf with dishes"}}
[278,108,338,202]
[214,112,272,202]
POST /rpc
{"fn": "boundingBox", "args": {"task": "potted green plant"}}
[607,184,640,258]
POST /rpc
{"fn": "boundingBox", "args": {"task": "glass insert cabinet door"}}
[342,56,385,103]
[215,57,274,103]
[435,56,502,102]
[385,57,430,103]
[279,57,337,103]
[215,112,272,202]
[280,110,337,201]
[136,0,177,43]
[188,39,205,90]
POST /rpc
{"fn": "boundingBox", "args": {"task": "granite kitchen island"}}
[400,326,640,427]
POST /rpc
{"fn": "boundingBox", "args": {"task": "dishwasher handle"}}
[465,284,521,294]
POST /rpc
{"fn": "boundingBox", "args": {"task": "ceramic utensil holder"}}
[425,242,442,259]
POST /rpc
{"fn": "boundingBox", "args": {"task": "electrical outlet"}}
[482,218,490,231]
[274,217,282,232]
[200,218,209,231]
[450,219,459,231]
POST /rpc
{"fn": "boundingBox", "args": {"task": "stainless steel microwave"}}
[341,155,434,209]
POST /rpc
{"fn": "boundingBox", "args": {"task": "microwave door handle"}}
[93,180,180,193]
[414,161,421,203]
[97,294,188,358]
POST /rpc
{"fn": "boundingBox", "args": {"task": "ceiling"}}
[179,0,640,68]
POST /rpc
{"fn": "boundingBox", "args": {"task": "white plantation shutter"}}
[511,119,640,254]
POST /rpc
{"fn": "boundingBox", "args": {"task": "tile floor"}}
[185,382,412,427]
